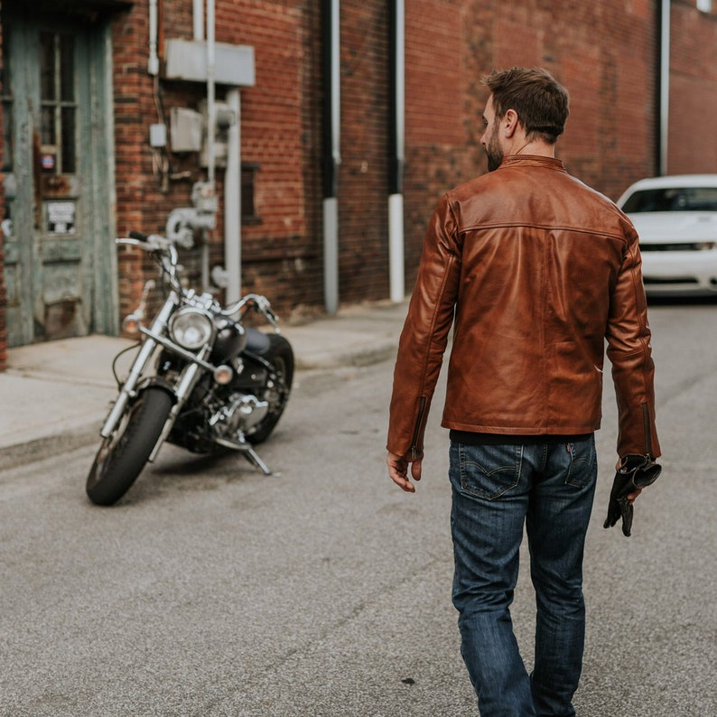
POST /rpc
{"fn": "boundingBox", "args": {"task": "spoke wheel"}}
[86,387,173,506]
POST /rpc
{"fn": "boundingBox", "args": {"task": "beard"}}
[485,126,503,172]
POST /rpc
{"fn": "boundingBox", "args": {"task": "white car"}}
[616,175,717,296]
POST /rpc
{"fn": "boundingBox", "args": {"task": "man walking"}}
[386,67,660,716]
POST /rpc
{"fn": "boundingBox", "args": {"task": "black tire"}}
[86,387,174,506]
[247,334,294,445]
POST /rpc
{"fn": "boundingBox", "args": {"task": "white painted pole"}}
[193,0,204,40]
[225,89,242,302]
[389,0,405,303]
[388,194,404,302]
[206,0,216,187]
[323,198,339,315]
[659,0,671,176]
[323,0,341,315]
[202,0,216,291]
[148,0,159,75]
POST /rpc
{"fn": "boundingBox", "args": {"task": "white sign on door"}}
[47,201,76,235]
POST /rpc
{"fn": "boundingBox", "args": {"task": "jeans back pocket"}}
[454,443,523,500]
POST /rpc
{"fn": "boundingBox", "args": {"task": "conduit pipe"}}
[224,89,242,302]
[388,0,405,303]
[206,0,217,188]
[193,0,205,41]
[202,0,217,290]
[148,0,159,76]
[658,0,671,176]
[322,0,341,315]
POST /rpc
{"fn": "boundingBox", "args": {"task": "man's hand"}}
[387,451,423,493]
[614,459,643,504]
[604,455,661,537]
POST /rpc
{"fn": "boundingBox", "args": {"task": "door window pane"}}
[1,22,12,171]
[60,35,74,102]
[38,32,76,175]
[41,106,56,145]
[40,33,55,101]
[2,103,12,171]
[61,107,75,173]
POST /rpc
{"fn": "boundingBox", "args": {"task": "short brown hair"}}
[483,67,569,144]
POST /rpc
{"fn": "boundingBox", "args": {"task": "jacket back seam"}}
[457,223,628,241]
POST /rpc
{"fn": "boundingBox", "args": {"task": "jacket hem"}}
[441,419,602,434]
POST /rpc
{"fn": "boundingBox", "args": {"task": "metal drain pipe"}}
[224,89,242,302]
[322,0,341,315]
[388,0,405,303]
[658,0,671,176]
[193,0,204,40]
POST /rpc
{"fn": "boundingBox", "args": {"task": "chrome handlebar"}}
[221,293,280,329]
[117,235,181,292]
[116,234,280,329]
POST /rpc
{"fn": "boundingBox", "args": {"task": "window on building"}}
[697,0,713,13]
[39,32,76,175]
[241,163,261,224]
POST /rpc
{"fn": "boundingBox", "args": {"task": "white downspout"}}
[324,0,341,315]
[388,0,405,303]
[193,0,205,41]
[659,0,671,176]
[148,0,159,76]
[224,89,242,303]
[203,0,217,291]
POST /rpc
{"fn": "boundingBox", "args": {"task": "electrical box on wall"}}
[170,107,203,153]
[149,123,167,148]
[198,100,235,168]
[164,40,255,87]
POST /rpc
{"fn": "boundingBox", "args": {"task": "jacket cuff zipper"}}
[641,402,653,458]
[409,396,428,460]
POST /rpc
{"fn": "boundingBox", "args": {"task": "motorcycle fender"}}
[136,377,179,403]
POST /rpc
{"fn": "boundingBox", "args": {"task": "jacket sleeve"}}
[386,194,462,459]
[606,225,661,459]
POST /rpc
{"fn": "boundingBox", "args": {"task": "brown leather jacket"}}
[387,155,660,461]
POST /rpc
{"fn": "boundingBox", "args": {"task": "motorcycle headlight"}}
[169,308,214,350]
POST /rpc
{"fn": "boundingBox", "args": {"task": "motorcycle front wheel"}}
[86,386,173,506]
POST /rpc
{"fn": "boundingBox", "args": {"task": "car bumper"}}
[641,250,717,296]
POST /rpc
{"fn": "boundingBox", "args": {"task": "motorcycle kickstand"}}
[242,447,273,476]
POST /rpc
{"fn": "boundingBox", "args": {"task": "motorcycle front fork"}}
[147,355,207,463]
[100,295,179,439]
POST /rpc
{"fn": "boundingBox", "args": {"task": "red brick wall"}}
[112,0,325,320]
[337,1,390,303]
[669,0,717,173]
[2,0,717,367]
[404,0,659,289]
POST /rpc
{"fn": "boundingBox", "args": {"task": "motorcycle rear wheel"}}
[247,334,294,445]
[86,387,173,506]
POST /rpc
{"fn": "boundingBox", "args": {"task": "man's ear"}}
[503,109,519,139]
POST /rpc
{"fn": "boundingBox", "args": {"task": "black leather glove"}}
[603,455,662,537]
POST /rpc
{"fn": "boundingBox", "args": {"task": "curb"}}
[1,342,399,472]
[0,421,104,473]
[294,342,396,370]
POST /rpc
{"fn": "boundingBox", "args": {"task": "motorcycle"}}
[86,231,294,506]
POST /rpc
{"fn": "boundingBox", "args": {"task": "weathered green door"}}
[3,11,117,346]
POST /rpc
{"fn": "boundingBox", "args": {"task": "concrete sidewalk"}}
[0,299,407,469]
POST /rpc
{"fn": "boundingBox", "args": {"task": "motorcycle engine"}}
[209,392,269,439]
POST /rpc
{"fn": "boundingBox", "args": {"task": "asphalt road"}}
[1,299,716,717]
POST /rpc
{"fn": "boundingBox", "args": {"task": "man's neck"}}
[505,138,556,159]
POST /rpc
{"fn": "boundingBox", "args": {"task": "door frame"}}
[4,8,118,344]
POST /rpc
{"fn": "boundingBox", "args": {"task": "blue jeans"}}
[449,437,598,717]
